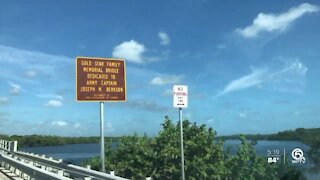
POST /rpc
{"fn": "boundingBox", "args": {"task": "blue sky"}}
[0,1,320,136]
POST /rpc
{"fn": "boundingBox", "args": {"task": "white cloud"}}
[25,70,37,78]
[106,122,114,132]
[236,3,320,38]
[158,32,170,45]
[215,58,308,97]
[0,45,72,85]
[207,118,214,123]
[217,44,226,49]
[216,69,267,97]
[268,58,308,93]
[239,112,248,118]
[51,121,67,126]
[0,45,71,65]
[150,75,184,86]
[161,89,173,96]
[112,40,146,63]
[45,100,63,107]
[74,123,81,128]
[37,94,64,100]
[293,111,301,116]
[178,51,190,58]
[150,77,166,85]
[271,58,308,76]
[78,44,86,49]
[0,97,9,105]
[9,82,22,95]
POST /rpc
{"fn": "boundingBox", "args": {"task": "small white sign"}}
[173,85,188,108]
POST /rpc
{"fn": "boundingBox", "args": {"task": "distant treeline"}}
[1,127,319,148]
[0,134,122,148]
[218,127,320,148]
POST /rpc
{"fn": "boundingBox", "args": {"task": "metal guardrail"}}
[0,140,17,152]
[0,153,72,180]
[0,140,135,180]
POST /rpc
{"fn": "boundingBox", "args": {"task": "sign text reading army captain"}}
[76,57,126,101]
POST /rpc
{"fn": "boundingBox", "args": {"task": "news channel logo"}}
[266,148,306,164]
[291,148,306,164]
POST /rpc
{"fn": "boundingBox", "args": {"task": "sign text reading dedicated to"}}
[76,57,126,101]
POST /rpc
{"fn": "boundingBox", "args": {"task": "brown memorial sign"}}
[76,57,126,101]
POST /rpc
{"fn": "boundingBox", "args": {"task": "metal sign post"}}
[179,107,185,180]
[173,85,188,180]
[100,102,105,172]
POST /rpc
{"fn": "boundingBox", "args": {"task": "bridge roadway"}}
[0,140,149,180]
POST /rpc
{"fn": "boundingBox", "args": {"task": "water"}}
[20,143,100,165]
[19,140,312,166]
[19,140,319,179]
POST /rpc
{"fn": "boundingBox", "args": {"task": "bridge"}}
[0,139,151,180]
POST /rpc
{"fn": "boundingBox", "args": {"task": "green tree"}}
[85,116,304,180]
[105,133,154,179]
